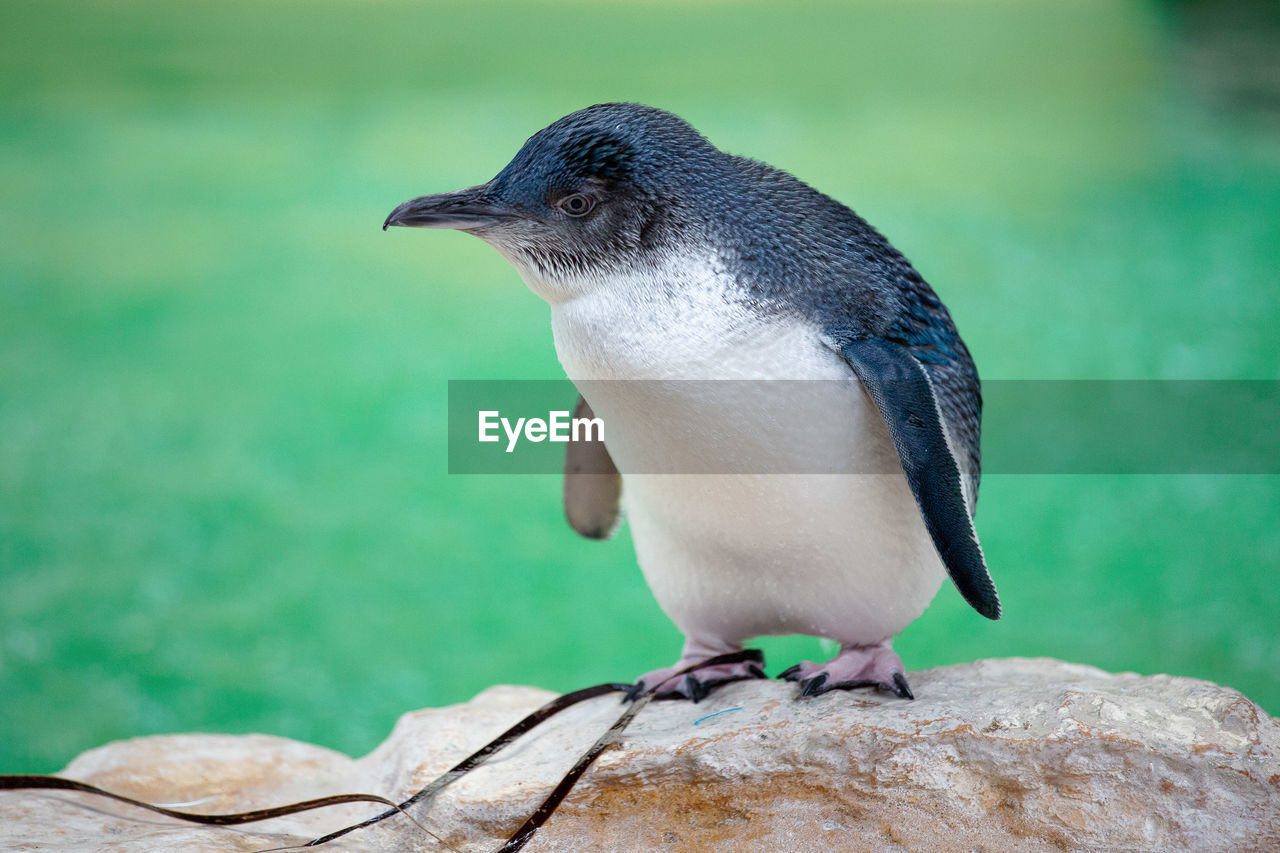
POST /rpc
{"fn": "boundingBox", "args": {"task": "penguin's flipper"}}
[834,336,1001,620]
[563,395,622,540]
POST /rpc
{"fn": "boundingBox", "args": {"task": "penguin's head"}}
[384,103,727,301]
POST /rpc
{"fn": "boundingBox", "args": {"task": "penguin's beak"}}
[383,185,512,231]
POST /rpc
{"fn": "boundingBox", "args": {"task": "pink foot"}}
[779,640,913,699]
[626,640,767,703]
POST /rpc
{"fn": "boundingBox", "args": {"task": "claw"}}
[891,672,914,700]
[798,673,829,698]
[685,674,709,703]
[778,664,803,681]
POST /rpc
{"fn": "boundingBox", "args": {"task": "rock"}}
[1,658,1276,851]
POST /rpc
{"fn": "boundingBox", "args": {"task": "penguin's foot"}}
[625,643,767,703]
[779,640,913,700]
[625,659,766,703]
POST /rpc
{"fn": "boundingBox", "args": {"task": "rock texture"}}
[1,658,1277,851]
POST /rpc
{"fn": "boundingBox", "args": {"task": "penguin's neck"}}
[544,250,820,382]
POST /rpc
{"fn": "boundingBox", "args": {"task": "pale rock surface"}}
[1,658,1277,851]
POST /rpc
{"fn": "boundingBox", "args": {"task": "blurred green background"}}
[2,0,1278,773]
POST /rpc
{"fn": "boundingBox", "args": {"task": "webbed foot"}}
[779,639,913,700]
[625,642,766,703]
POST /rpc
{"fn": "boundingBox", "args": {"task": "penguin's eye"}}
[557,193,596,217]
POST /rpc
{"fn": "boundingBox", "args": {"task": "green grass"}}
[2,0,1278,772]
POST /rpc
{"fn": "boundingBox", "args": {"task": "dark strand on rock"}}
[0,776,448,846]
[0,650,765,852]
[497,649,764,852]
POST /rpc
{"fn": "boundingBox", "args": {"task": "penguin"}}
[385,103,998,701]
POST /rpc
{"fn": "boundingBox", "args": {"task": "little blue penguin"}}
[384,103,1000,702]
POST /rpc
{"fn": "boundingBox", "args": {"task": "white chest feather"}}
[529,253,946,646]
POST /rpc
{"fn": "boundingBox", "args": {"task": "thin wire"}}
[496,649,764,853]
[0,650,764,853]
[302,681,630,846]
